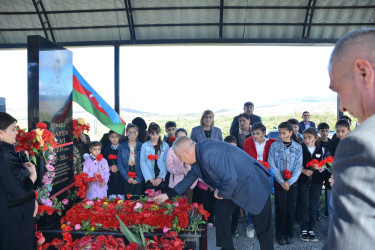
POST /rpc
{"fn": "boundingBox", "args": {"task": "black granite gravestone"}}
[27,36,73,195]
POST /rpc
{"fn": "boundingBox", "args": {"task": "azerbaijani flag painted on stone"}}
[72,66,125,135]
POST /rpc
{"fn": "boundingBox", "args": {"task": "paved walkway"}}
[207,199,328,250]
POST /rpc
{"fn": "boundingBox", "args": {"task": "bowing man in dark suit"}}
[323,28,375,250]
[154,136,274,250]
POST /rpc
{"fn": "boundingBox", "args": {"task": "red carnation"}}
[306,159,320,168]
[41,243,50,250]
[127,172,137,179]
[128,242,140,250]
[105,238,118,250]
[42,130,54,142]
[79,236,91,247]
[95,173,104,185]
[108,154,117,160]
[258,160,270,172]
[147,154,158,161]
[127,193,131,199]
[108,154,117,165]
[51,238,63,248]
[91,241,103,249]
[115,238,124,244]
[34,190,39,199]
[168,136,176,143]
[96,235,107,245]
[36,231,45,246]
[95,154,103,161]
[283,170,291,180]
[324,156,334,164]
[62,225,73,232]
[36,122,47,129]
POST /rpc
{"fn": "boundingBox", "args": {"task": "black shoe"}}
[277,238,286,245]
[308,231,317,241]
[300,230,309,242]
[286,237,292,244]
[232,229,238,237]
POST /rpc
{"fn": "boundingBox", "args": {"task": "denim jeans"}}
[247,212,254,227]
[326,189,333,227]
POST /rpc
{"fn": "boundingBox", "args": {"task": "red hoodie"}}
[244,136,277,162]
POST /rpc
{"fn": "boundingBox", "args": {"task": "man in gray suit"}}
[324,28,375,249]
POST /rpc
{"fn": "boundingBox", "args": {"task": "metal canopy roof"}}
[1,0,375,48]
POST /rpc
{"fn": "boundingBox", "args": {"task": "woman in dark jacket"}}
[0,112,37,250]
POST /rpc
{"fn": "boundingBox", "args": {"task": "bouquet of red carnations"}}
[15,122,57,163]
[72,118,90,139]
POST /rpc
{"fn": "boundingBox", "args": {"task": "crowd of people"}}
[70,102,352,249]
[1,28,375,250]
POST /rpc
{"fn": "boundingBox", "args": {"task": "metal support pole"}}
[219,0,224,39]
[114,45,120,114]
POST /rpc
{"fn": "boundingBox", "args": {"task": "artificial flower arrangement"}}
[72,118,90,139]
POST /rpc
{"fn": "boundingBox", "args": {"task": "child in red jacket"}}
[243,123,277,238]
[244,123,277,162]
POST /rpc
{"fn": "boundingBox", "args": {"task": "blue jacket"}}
[268,139,303,185]
[117,141,143,184]
[190,125,223,143]
[172,140,272,215]
[140,140,169,182]
[298,121,316,134]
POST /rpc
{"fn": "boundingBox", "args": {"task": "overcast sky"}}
[0,45,335,115]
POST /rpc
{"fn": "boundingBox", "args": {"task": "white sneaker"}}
[246,226,255,238]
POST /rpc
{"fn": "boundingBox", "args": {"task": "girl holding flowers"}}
[102,130,125,200]
[140,123,169,193]
[118,124,143,199]
[268,121,302,245]
[166,128,197,204]
[298,128,324,242]
[83,141,110,200]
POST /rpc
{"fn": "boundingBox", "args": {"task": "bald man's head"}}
[330,28,375,68]
[172,136,196,165]
[329,28,375,123]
